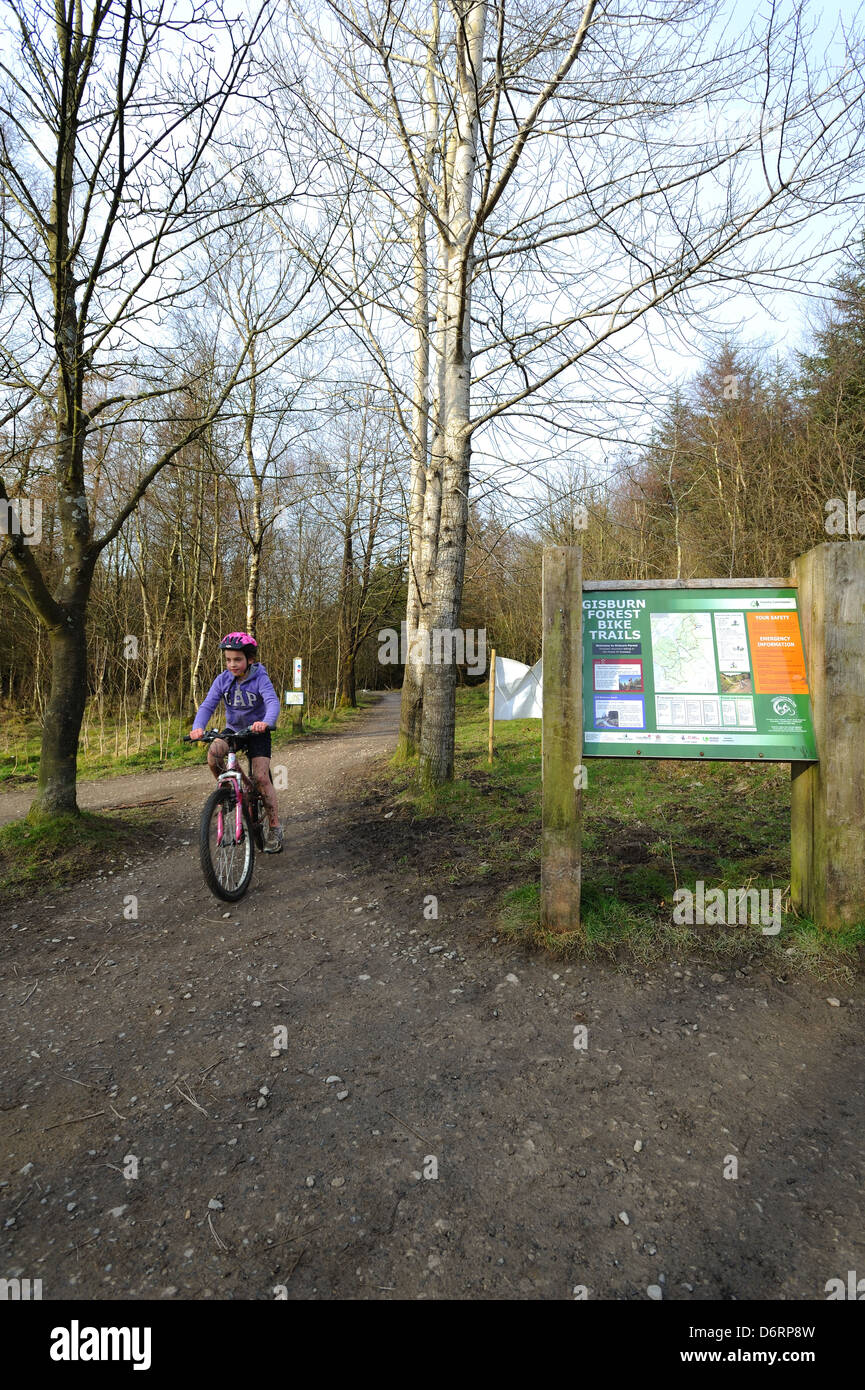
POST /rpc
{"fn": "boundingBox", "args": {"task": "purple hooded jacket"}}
[193,663,281,734]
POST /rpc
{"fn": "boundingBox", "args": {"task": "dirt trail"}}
[1,690,863,1301]
[0,699,397,827]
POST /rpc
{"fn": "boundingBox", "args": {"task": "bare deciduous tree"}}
[0,0,337,812]
[283,0,865,783]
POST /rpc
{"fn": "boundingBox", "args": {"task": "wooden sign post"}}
[488,648,496,764]
[290,656,303,733]
[538,541,862,936]
[791,541,865,930]
[541,546,583,934]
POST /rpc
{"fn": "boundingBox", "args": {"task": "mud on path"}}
[1,690,863,1301]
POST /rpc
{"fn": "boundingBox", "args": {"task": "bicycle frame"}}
[186,725,272,900]
[215,747,258,845]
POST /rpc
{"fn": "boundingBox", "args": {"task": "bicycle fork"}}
[216,751,244,845]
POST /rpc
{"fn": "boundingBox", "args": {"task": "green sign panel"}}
[581,587,817,761]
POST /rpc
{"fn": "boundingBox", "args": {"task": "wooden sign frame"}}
[541,544,865,935]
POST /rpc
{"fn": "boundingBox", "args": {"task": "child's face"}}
[224,651,249,677]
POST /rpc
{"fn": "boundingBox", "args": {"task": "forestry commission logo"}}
[772,697,796,717]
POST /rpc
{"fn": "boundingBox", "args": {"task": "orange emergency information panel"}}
[746,611,809,694]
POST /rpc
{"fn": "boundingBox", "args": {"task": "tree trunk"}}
[137,501,181,715]
[399,93,436,758]
[418,0,484,785]
[399,304,430,750]
[138,594,157,715]
[399,451,428,751]
[244,351,263,636]
[336,524,356,707]
[419,426,471,785]
[337,645,357,707]
[399,645,424,752]
[245,478,263,637]
[190,469,221,708]
[26,7,95,816]
[184,455,206,706]
[33,609,88,817]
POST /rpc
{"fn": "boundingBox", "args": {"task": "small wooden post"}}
[791,541,865,930]
[488,648,496,764]
[541,546,583,933]
[290,655,303,733]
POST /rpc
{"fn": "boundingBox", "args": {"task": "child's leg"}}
[251,755,280,827]
[207,738,228,777]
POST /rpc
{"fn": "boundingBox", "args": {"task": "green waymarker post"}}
[541,545,865,935]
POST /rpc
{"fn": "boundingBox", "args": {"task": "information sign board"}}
[582,587,817,760]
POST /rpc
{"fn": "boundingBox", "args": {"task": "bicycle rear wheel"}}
[251,793,268,850]
[200,784,255,901]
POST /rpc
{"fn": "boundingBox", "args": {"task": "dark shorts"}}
[226,729,271,761]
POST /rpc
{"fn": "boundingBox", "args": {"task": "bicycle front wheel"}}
[200,784,255,901]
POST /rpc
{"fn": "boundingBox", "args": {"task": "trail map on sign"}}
[582,587,817,762]
[650,612,717,693]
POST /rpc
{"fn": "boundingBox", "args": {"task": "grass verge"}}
[0,809,166,899]
[0,693,380,787]
[377,686,865,979]
[0,695,384,897]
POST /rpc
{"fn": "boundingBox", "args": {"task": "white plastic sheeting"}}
[494,656,543,719]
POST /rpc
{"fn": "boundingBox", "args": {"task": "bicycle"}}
[183,727,271,901]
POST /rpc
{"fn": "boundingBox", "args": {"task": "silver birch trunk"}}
[191,473,221,709]
[419,0,485,785]
[398,202,431,757]
[244,348,263,637]
[399,11,440,758]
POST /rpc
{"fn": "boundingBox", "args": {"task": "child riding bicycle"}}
[189,632,284,853]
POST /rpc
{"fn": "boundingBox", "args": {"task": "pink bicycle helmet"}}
[219,631,258,663]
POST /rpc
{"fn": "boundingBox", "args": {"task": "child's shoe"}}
[263,824,284,853]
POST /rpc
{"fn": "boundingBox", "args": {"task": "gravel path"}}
[1,690,863,1300]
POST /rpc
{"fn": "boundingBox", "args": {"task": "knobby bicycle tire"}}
[199,783,255,901]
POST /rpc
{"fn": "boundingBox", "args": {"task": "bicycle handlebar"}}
[182,727,272,744]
